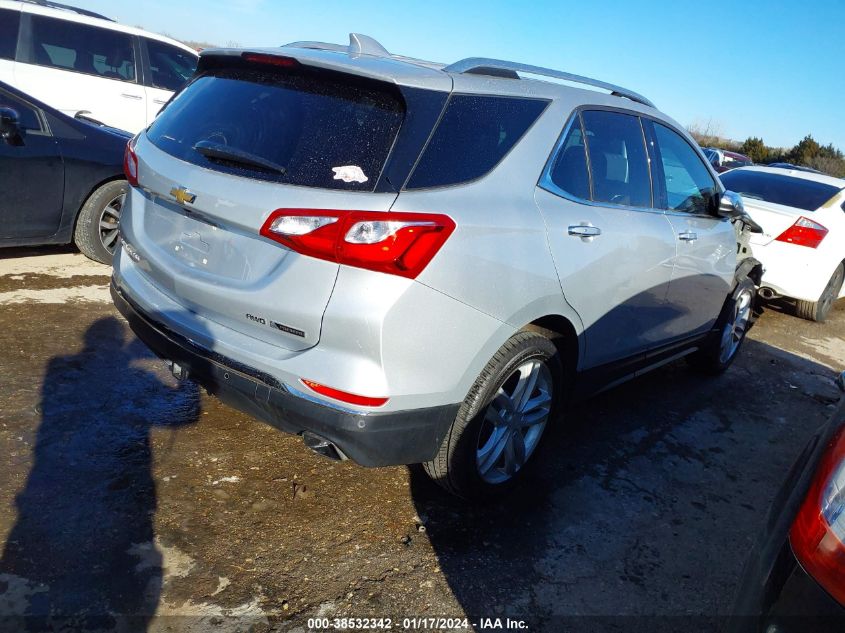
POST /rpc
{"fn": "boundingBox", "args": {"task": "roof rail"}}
[284,33,391,57]
[444,57,655,109]
[22,0,114,21]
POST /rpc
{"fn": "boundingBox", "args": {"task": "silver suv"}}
[112,34,762,499]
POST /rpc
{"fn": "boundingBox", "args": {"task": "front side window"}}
[0,9,20,61]
[405,95,548,189]
[0,90,42,131]
[548,117,590,200]
[28,16,136,82]
[653,122,717,214]
[145,39,197,91]
[581,110,651,208]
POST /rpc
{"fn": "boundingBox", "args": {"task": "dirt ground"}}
[0,247,843,632]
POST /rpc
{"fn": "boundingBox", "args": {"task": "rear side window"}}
[581,110,651,208]
[652,122,718,214]
[548,118,590,200]
[405,95,548,189]
[720,169,841,212]
[145,39,197,91]
[147,68,404,190]
[0,9,19,61]
[27,16,136,82]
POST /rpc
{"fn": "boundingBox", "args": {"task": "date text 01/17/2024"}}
[305,617,529,630]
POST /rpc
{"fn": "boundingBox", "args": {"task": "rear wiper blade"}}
[193,140,287,175]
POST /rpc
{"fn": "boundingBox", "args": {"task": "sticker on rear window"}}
[332,165,368,184]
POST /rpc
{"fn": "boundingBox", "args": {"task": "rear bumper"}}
[111,279,458,467]
[749,240,831,302]
[730,541,845,633]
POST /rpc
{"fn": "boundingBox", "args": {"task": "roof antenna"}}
[348,33,390,57]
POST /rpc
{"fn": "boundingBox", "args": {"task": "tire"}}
[423,331,562,500]
[73,180,127,264]
[795,263,844,323]
[688,277,756,375]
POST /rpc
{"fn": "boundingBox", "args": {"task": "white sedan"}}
[720,166,845,322]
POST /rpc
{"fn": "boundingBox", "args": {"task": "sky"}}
[78,0,845,151]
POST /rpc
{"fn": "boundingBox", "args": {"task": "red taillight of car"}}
[790,426,845,606]
[775,216,829,249]
[260,209,456,279]
[241,52,300,68]
[300,379,388,408]
[123,136,139,187]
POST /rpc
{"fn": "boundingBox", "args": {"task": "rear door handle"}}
[678,232,698,242]
[121,93,143,100]
[568,225,602,238]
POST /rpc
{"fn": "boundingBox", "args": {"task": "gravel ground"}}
[0,248,843,632]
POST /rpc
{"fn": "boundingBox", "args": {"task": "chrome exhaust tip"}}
[759,287,778,300]
[167,360,189,381]
[302,432,347,461]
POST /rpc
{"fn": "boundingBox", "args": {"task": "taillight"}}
[123,136,139,187]
[300,379,388,408]
[260,209,455,279]
[775,216,828,249]
[790,426,845,605]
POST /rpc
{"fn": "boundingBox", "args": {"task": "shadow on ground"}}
[410,337,842,632]
[0,316,200,631]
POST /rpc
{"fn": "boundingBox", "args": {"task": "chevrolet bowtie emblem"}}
[170,187,196,205]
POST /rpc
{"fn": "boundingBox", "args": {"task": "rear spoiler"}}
[196,40,451,92]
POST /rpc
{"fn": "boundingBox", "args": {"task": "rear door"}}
[15,14,145,133]
[0,88,63,239]
[124,63,407,352]
[140,38,197,125]
[535,109,677,369]
[646,120,735,338]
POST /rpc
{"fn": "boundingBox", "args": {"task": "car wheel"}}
[795,263,844,323]
[73,180,128,264]
[688,277,755,375]
[423,330,562,500]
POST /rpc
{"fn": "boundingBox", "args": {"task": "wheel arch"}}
[71,175,128,236]
[521,314,579,382]
[736,256,764,287]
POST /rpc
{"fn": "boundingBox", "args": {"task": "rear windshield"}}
[405,94,549,189]
[720,169,841,212]
[147,68,405,191]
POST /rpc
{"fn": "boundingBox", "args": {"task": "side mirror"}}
[717,190,745,219]
[0,107,23,145]
[718,190,764,233]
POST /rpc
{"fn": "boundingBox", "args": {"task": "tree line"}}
[687,123,845,178]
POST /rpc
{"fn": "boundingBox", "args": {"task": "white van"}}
[0,0,198,133]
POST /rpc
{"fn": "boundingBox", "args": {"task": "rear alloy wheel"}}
[424,331,561,500]
[795,263,844,323]
[476,359,553,485]
[689,277,756,374]
[73,180,128,264]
